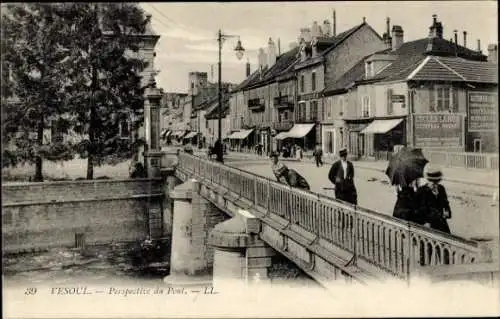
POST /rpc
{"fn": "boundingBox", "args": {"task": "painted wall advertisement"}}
[413,113,463,147]
[467,91,497,132]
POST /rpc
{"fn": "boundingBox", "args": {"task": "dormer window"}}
[365,61,375,78]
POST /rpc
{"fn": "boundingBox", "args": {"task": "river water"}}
[3,239,317,288]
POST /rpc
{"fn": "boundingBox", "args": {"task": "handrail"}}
[177,152,481,280]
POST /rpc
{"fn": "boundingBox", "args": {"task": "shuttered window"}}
[387,88,394,115]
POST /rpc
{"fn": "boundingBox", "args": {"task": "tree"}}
[56,3,150,179]
[1,3,75,181]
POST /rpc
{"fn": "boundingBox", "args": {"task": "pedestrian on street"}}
[270,152,310,191]
[313,143,323,167]
[327,148,357,205]
[415,167,452,234]
[392,182,419,223]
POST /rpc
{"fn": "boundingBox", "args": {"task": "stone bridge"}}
[163,151,499,289]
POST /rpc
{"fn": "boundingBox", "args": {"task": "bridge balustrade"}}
[177,152,481,280]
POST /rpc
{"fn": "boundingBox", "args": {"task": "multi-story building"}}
[323,15,498,158]
[160,91,188,139]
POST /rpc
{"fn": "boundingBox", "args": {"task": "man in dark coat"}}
[313,143,324,167]
[271,152,310,191]
[415,167,452,234]
[328,148,357,205]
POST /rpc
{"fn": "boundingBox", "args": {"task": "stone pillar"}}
[163,178,228,287]
[144,74,163,178]
[209,210,275,291]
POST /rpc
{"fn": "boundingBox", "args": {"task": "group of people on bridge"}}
[270,147,452,235]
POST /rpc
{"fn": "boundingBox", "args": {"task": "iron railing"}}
[423,150,499,170]
[177,152,481,280]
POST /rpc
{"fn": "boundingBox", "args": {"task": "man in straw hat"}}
[270,152,310,190]
[415,166,452,234]
[328,147,357,205]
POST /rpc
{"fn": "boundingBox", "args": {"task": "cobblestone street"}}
[231,160,499,240]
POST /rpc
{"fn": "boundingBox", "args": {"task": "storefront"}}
[274,123,316,151]
[360,117,406,158]
[227,129,255,152]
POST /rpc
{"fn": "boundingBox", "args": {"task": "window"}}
[51,120,63,143]
[310,100,318,121]
[297,102,306,121]
[283,111,289,120]
[300,75,305,93]
[339,97,345,116]
[362,96,371,117]
[326,98,332,118]
[365,62,371,78]
[432,85,456,112]
[311,72,316,91]
[387,88,394,115]
[205,119,209,129]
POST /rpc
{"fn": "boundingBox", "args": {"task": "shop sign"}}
[298,92,320,101]
[391,94,405,103]
[413,113,463,147]
[467,91,497,132]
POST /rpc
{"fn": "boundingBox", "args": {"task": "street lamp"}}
[216,29,245,163]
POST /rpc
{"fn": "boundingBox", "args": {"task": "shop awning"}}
[360,118,404,134]
[274,132,289,140]
[183,131,198,139]
[227,131,241,139]
[228,129,254,140]
[286,124,315,139]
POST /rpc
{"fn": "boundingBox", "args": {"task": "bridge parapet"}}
[177,152,487,283]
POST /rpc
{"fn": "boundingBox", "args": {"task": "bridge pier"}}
[209,211,276,290]
[163,178,228,287]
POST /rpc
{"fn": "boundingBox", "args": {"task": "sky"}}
[139,1,498,94]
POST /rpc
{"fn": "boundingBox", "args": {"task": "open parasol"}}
[385,147,428,187]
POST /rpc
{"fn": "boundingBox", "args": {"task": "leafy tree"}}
[1,3,75,181]
[56,3,150,179]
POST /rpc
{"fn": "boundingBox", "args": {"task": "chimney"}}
[428,14,443,39]
[277,38,281,55]
[333,10,336,36]
[323,20,331,37]
[267,37,277,67]
[477,39,481,53]
[487,44,497,63]
[311,21,321,38]
[454,30,458,45]
[300,27,312,42]
[257,48,266,69]
[463,31,467,48]
[384,17,392,49]
[362,17,366,23]
[246,59,251,77]
[391,25,404,51]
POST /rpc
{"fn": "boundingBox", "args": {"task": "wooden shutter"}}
[387,88,393,114]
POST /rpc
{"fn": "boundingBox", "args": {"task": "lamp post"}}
[216,29,245,163]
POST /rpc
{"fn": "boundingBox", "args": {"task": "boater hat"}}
[426,167,443,181]
[339,147,348,157]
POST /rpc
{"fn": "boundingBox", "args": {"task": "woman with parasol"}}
[385,147,428,224]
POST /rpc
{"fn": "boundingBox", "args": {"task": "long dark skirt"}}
[430,217,451,234]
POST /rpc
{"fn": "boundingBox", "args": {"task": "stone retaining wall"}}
[2,179,164,253]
